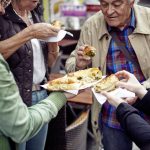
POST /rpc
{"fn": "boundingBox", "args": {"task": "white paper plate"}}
[41,30,73,42]
[92,87,135,105]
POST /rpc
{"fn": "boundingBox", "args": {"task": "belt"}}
[32,79,46,91]
[32,84,42,91]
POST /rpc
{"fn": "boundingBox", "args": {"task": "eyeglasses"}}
[0,0,11,8]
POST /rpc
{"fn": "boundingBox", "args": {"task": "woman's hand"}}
[28,23,60,40]
[101,70,148,107]
[101,91,126,108]
[63,89,85,99]
[63,92,76,99]
[115,70,147,99]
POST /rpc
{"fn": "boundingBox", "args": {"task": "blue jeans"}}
[18,90,48,150]
[101,124,132,150]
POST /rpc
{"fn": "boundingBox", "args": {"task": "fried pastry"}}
[94,74,119,92]
[83,46,96,57]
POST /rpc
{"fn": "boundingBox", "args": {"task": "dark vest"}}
[0,4,49,106]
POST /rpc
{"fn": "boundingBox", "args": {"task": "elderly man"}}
[66,0,150,149]
[0,1,74,150]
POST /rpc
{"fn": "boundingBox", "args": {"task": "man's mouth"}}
[32,0,39,3]
[107,16,118,20]
[108,16,117,18]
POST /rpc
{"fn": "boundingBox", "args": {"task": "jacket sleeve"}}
[0,55,67,143]
[132,90,150,115]
[116,103,150,149]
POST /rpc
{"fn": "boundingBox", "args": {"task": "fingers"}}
[77,51,91,61]
[101,91,113,99]
[115,70,140,85]
[77,45,92,60]
[125,96,138,105]
[101,91,121,102]
[32,23,60,37]
[64,92,75,99]
[115,70,130,80]
[116,81,129,88]
[49,25,60,33]
[116,81,137,93]
[46,25,59,37]
[75,45,92,69]
[101,91,125,107]
[116,81,145,98]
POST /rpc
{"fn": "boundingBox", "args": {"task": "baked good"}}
[94,74,119,92]
[47,77,81,91]
[47,68,102,91]
[68,68,102,85]
[83,46,96,57]
[51,20,64,29]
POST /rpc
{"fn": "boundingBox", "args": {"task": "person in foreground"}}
[0,0,61,149]
[0,1,74,150]
[0,53,74,150]
[101,70,150,149]
[65,0,150,149]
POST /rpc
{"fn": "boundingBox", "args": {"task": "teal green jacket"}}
[0,54,67,149]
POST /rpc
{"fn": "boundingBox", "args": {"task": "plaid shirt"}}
[101,9,146,129]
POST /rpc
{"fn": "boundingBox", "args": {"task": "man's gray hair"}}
[99,0,139,4]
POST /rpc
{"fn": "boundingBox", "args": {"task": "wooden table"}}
[68,88,92,105]
[49,73,93,105]
[58,39,78,47]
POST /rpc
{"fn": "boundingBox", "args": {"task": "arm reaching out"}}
[0,23,59,59]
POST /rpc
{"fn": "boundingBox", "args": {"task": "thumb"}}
[116,81,130,89]
[101,91,116,101]
[101,91,124,107]
[50,25,60,33]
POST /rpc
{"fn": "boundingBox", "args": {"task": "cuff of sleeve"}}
[47,92,67,111]
[142,79,150,89]
[116,103,138,124]
[141,90,150,103]
[132,90,150,114]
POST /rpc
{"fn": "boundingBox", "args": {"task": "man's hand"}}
[76,45,92,69]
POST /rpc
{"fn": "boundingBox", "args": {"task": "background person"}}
[65,0,150,149]
[0,0,60,150]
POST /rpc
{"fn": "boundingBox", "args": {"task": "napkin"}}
[42,30,73,42]
[92,87,135,105]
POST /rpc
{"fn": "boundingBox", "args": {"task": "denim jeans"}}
[101,124,132,150]
[18,89,48,150]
